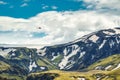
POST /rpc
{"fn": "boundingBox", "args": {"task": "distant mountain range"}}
[0,44,45,48]
[0,28,120,80]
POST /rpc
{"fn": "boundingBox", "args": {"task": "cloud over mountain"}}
[0,10,120,45]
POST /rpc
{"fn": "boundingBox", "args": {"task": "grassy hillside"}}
[1,69,120,80]
[87,54,120,70]
[37,57,58,70]
[27,54,120,80]
[0,61,26,80]
[27,70,94,80]
[1,48,120,80]
[0,73,26,80]
[27,68,120,80]
[0,61,10,71]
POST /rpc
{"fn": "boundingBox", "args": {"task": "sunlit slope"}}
[27,69,120,80]
[27,54,120,80]
[87,54,120,71]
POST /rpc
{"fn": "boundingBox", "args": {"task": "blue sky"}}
[0,0,120,46]
[0,0,86,18]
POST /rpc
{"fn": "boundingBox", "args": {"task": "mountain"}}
[1,53,119,80]
[27,54,120,80]
[39,27,120,70]
[0,47,57,79]
[87,54,120,71]
[0,28,120,80]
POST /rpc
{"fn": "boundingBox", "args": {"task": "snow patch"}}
[115,37,120,44]
[29,61,37,72]
[95,66,103,70]
[11,53,16,56]
[40,66,45,70]
[109,40,115,48]
[99,40,106,49]
[59,46,80,69]
[89,35,99,43]
[96,78,101,80]
[65,61,75,69]
[63,48,68,56]
[103,31,114,35]
[29,53,32,58]
[72,44,79,50]
[105,65,112,70]
[79,51,85,58]
[58,57,68,69]
[91,55,95,60]
[112,63,120,70]
[37,48,46,56]
[77,78,85,80]
[0,48,16,57]
[51,53,59,61]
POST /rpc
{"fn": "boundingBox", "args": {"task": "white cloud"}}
[0,11,120,46]
[0,1,7,5]
[51,6,58,10]
[42,5,58,10]
[20,3,28,7]
[84,0,120,10]
[42,5,49,9]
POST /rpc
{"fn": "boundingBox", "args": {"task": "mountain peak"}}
[39,28,120,70]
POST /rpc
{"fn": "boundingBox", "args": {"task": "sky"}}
[0,0,120,46]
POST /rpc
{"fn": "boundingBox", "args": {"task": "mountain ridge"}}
[0,28,120,80]
[39,28,120,70]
